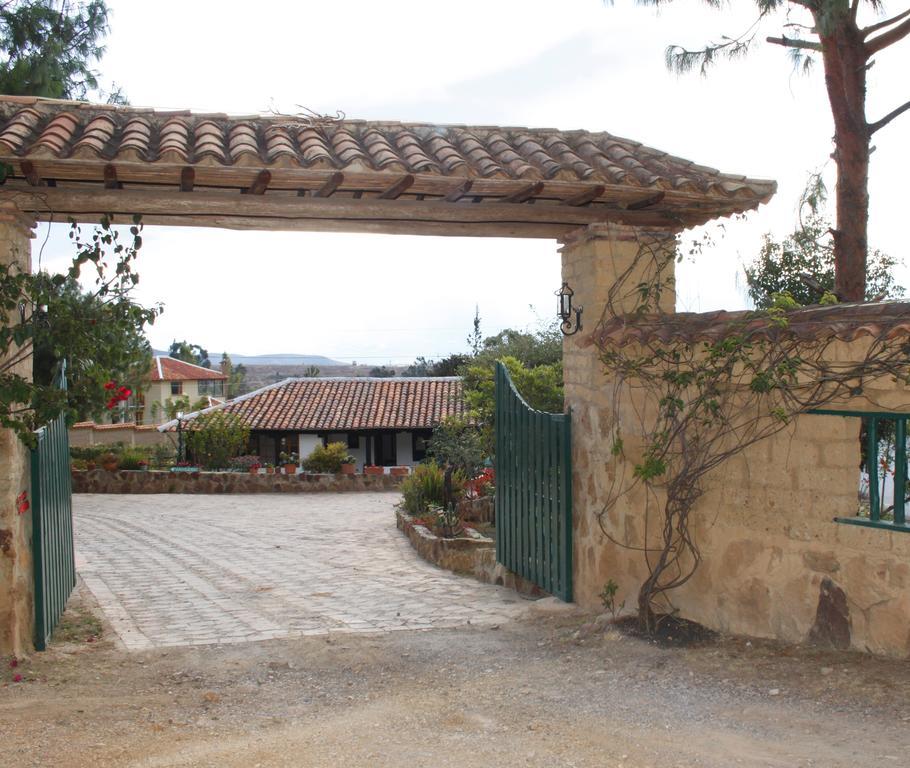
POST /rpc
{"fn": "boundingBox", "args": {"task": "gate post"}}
[558,222,679,609]
[0,202,36,655]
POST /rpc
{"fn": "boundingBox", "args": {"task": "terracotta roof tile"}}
[150,356,227,382]
[595,302,910,348]
[176,377,464,432]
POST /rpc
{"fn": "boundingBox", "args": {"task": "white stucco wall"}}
[298,433,322,462]
[396,432,414,466]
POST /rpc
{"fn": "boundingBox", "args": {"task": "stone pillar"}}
[0,202,36,655]
[559,222,679,608]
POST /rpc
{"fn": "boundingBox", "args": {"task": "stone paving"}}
[74,493,527,650]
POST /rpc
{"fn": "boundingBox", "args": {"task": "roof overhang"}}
[0,97,777,238]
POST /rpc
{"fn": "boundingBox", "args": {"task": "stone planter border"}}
[72,469,403,494]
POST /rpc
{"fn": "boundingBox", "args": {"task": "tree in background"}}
[185,411,250,470]
[302,365,320,378]
[402,354,470,377]
[630,1,910,301]
[0,0,126,102]
[169,339,211,369]
[219,352,249,397]
[744,176,903,308]
[368,365,395,378]
[466,305,482,355]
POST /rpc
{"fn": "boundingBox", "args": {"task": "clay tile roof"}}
[150,356,227,382]
[0,96,777,232]
[169,377,464,432]
[595,302,910,348]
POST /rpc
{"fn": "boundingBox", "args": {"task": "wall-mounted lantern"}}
[556,281,583,336]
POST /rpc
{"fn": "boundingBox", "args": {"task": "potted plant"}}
[100,452,119,472]
[264,462,275,475]
[249,462,261,475]
[340,455,356,475]
[279,451,299,475]
[363,464,384,476]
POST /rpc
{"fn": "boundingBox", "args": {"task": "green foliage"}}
[301,441,349,473]
[185,411,250,470]
[1,215,158,445]
[426,416,485,479]
[302,365,320,378]
[368,365,395,378]
[116,449,147,470]
[399,460,466,516]
[402,354,470,377]
[220,352,249,397]
[599,579,625,619]
[745,178,903,307]
[0,0,116,100]
[169,340,211,369]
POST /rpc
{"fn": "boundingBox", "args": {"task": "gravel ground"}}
[3,582,910,768]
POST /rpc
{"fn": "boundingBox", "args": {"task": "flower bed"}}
[396,508,543,597]
[72,469,403,494]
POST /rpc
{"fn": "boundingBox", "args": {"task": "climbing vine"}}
[594,232,910,633]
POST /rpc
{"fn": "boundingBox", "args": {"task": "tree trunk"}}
[819,14,870,303]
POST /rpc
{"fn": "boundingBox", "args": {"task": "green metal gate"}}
[494,361,572,601]
[31,365,75,651]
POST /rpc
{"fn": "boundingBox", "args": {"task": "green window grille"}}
[810,409,910,533]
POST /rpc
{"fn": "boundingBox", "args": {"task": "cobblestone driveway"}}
[74,493,525,650]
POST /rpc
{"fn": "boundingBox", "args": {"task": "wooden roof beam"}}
[314,172,344,198]
[499,181,544,204]
[561,185,605,207]
[242,169,271,196]
[443,179,473,202]
[180,167,195,192]
[20,160,40,187]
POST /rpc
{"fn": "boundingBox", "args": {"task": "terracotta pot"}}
[341,463,356,475]
[249,467,258,474]
[86,461,97,471]
[102,461,119,472]
[266,467,274,474]
[284,464,297,475]
[363,465,384,476]
[390,466,409,477]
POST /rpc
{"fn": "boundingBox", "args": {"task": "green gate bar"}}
[495,362,573,601]
[32,364,75,650]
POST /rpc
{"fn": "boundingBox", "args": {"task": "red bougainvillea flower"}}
[16,491,28,515]
[12,674,22,683]
[9,658,17,668]
[103,381,117,391]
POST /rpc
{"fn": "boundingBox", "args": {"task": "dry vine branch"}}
[593,232,910,633]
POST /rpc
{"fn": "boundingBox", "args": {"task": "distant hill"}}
[152,350,344,367]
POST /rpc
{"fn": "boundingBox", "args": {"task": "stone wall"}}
[562,223,910,656]
[0,204,35,656]
[73,469,404,494]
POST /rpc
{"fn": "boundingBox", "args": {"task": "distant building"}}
[160,376,464,469]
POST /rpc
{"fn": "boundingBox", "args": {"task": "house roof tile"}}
[164,377,464,432]
[150,356,226,382]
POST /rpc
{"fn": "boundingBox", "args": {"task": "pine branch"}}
[862,7,910,38]
[866,14,910,54]
[869,98,910,134]
[766,35,823,51]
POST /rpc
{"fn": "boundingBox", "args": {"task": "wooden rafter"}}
[103,164,121,190]
[314,172,344,198]
[499,181,544,204]
[243,169,271,196]
[626,191,665,211]
[377,174,415,200]
[443,179,473,202]
[20,160,40,187]
[561,185,605,207]
[180,167,195,192]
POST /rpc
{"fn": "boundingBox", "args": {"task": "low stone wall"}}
[458,496,495,524]
[396,509,543,596]
[73,469,403,494]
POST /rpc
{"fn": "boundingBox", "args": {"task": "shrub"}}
[427,417,485,479]
[302,441,349,473]
[399,460,466,516]
[118,450,147,470]
[185,411,250,470]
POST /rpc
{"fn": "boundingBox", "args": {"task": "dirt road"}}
[3,585,909,768]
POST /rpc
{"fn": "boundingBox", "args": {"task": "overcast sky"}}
[35,0,909,364]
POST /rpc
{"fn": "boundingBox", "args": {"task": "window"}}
[413,432,429,462]
[134,393,145,426]
[347,434,360,450]
[812,409,910,532]
[170,381,183,395]
[198,379,224,396]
